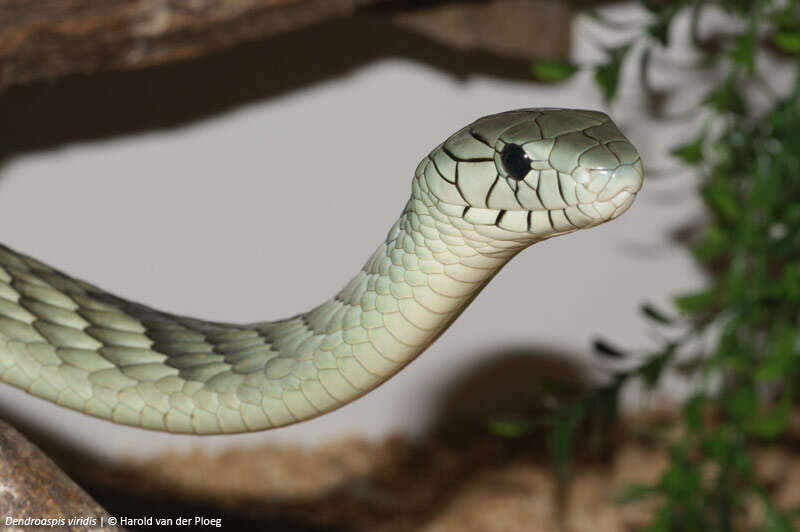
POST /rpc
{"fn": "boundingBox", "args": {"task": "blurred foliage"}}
[523,1,800,530]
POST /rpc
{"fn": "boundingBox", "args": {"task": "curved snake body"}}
[0,109,642,433]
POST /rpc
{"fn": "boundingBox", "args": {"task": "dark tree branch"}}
[0,0,572,90]
[0,420,123,531]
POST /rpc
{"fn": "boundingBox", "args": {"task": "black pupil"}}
[500,143,531,180]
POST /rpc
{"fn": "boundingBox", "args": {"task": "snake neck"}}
[286,182,533,378]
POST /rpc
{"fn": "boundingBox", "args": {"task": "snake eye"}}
[500,143,531,180]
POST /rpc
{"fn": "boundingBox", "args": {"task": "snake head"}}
[415,108,643,239]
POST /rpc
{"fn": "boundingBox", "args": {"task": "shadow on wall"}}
[0,16,537,161]
[429,345,596,434]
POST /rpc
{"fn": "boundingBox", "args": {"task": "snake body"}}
[0,109,642,434]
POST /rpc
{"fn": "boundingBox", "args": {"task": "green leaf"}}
[780,264,800,303]
[683,395,705,433]
[639,1,663,15]
[594,44,632,103]
[486,415,534,438]
[705,76,746,115]
[593,338,627,359]
[773,30,800,54]
[728,386,757,422]
[646,5,679,47]
[616,483,657,503]
[531,59,578,82]
[763,500,794,532]
[702,181,739,221]
[641,303,675,325]
[704,432,730,461]
[660,459,701,497]
[730,32,756,71]
[641,352,669,387]
[755,326,797,382]
[647,19,671,47]
[548,402,585,483]
[748,398,792,439]
[674,289,716,313]
[642,511,671,532]
[671,134,705,164]
[693,224,731,262]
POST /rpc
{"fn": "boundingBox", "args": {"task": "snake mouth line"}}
[600,191,638,221]
[449,196,637,235]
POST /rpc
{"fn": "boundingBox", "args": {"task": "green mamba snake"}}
[0,108,642,434]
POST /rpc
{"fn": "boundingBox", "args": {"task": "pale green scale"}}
[353,342,397,374]
[100,346,165,366]
[29,378,60,402]
[39,364,69,390]
[294,334,323,359]
[265,357,295,379]
[27,343,62,366]
[558,172,579,205]
[179,362,228,383]
[390,281,412,300]
[22,298,89,329]
[365,326,410,362]
[325,306,347,334]
[87,326,151,349]
[313,350,337,370]
[405,269,428,287]
[410,284,457,314]
[301,379,339,410]
[58,364,92,399]
[138,382,171,413]
[498,211,528,232]
[515,182,544,211]
[343,326,368,344]
[85,398,113,419]
[0,316,46,343]
[57,388,86,411]
[9,340,41,380]
[231,350,273,373]
[360,310,383,329]
[165,409,193,432]
[419,259,443,275]
[15,279,77,307]
[576,181,599,203]
[117,386,147,414]
[0,298,36,323]
[57,348,115,372]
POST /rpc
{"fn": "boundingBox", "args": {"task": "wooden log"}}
[0,0,373,89]
[0,420,123,532]
[394,0,572,60]
[0,0,572,90]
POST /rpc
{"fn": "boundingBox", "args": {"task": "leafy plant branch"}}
[524,1,800,530]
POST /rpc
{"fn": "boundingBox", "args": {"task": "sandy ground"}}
[70,413,800,532]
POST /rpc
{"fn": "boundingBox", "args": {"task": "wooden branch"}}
[0,420,123,531]
[0,0,572,91]
[0,0,376,89]
[394,0,572,60]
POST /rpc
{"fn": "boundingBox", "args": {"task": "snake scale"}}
[0,109,642,434]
